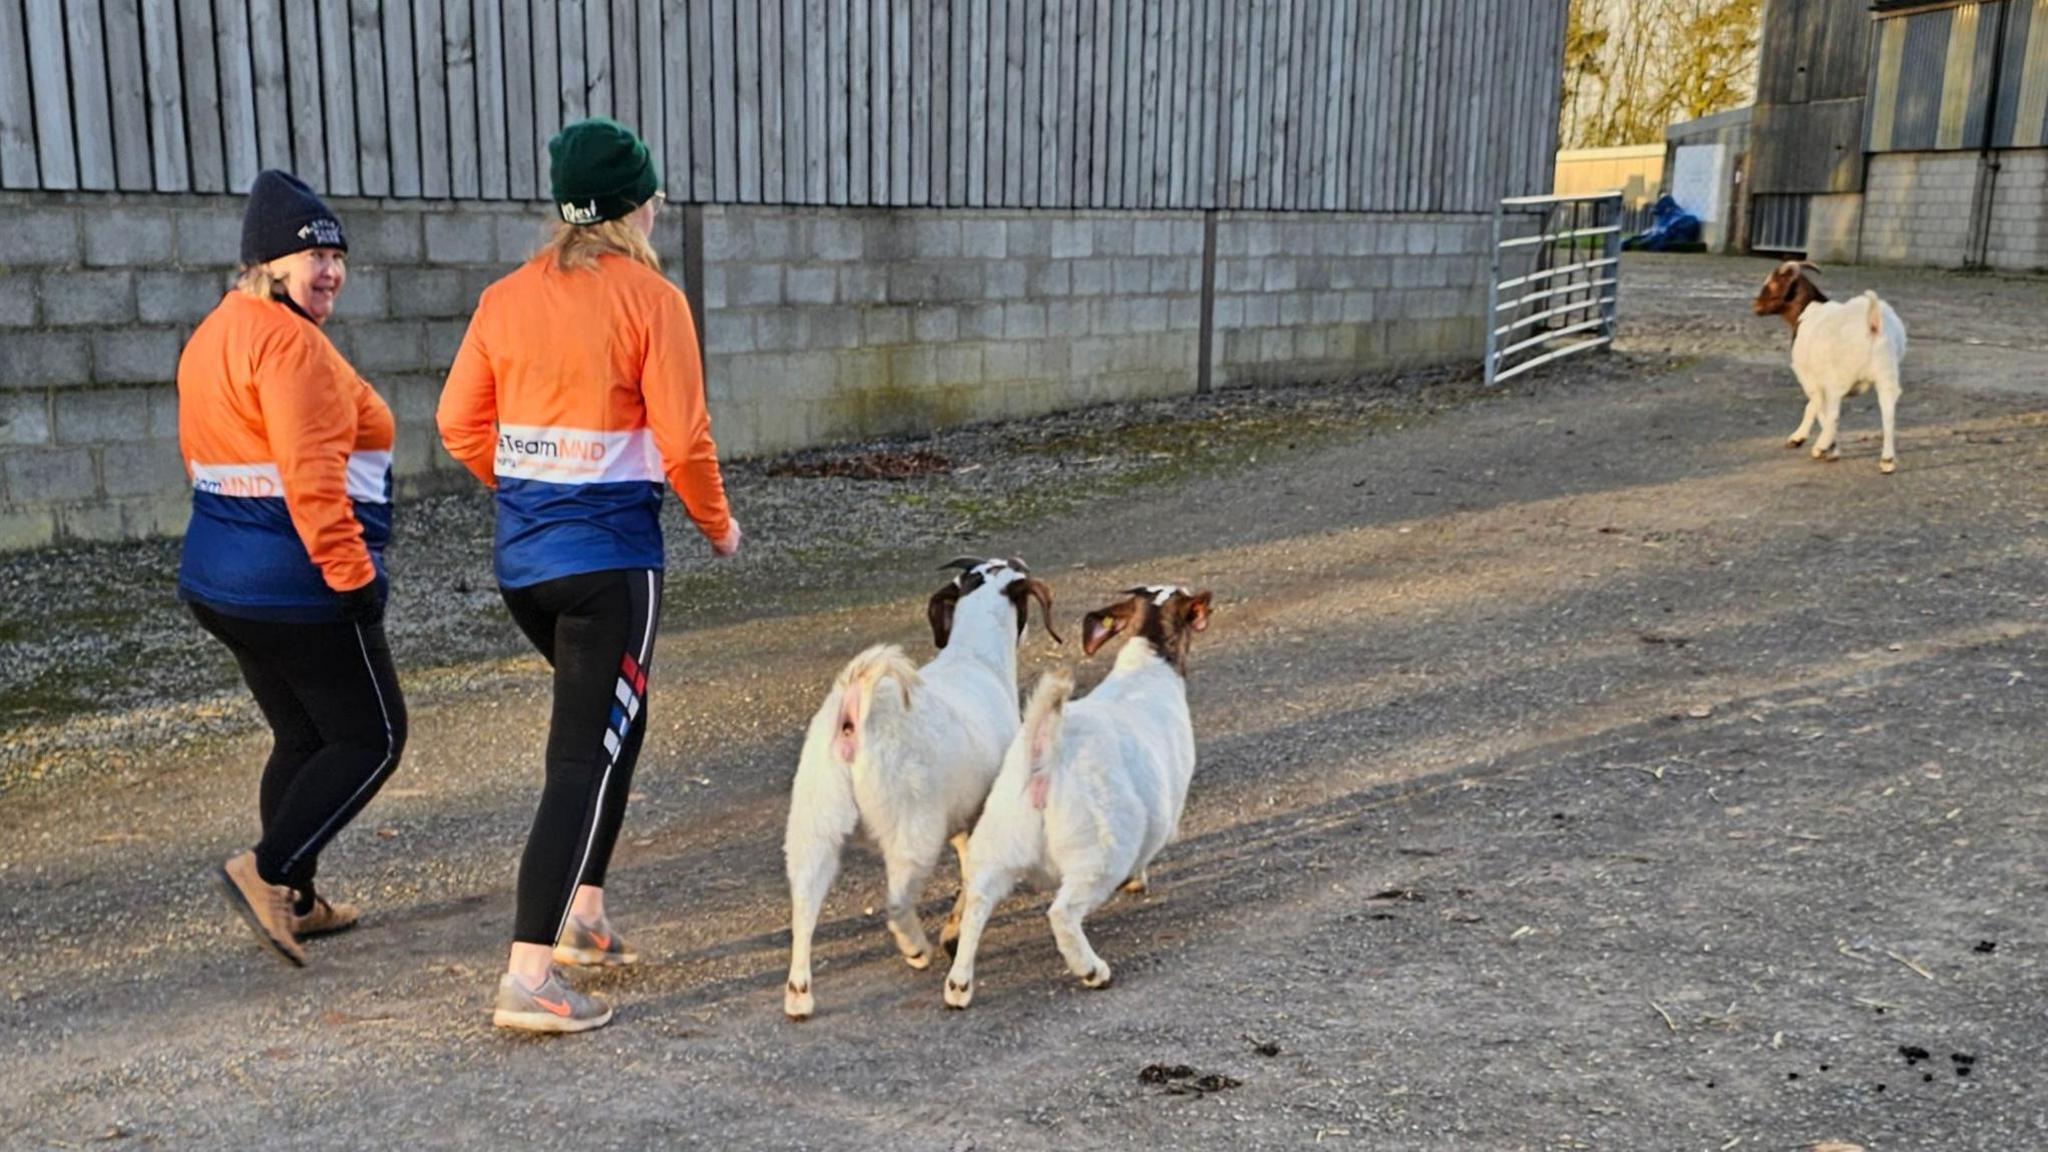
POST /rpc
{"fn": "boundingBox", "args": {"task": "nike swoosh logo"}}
[533,996,573,1017]
[591,931,612,952]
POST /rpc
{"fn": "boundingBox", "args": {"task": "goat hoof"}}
[784,983,815,1021]
[944,977,973,1009]
[1786,435,1806,449]
[1880,458,1896,474]
[1121,875,1149,895]
[1082,964,1114,989]
[904,949,931,971]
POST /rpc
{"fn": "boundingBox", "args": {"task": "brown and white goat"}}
[1753,260,1908,474]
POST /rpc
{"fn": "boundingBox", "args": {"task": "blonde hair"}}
[541,215,661,273]
[235,263,288,302]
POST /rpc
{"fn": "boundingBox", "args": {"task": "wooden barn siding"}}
[0,0,1564,209]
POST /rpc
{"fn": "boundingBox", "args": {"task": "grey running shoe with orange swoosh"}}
[492,968,613,1034]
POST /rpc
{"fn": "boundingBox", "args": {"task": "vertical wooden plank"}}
[245,0,290,174]
[349,0,390,197]
[1206,0,1229,209]
[890,0,909,204]
[1225,0,1246,208]
[582,0,609,117]
[662,0,691,198]
[736,0,760,202]
[1002,0,1022,205]
[826,0,847,202]
[444,0,478,198]
[1384,0,1406,210]
[689,0,714,199]
[174,0,224,192]
[713,0,738,200]
[466,0,507,202]
[207,1,253,193]
[759,0,781,199]
[782,0,804,202]
[411,0,445,195]
[931,0,951,204]
[504,0,537,200]
[1168,0,1189,207]
[869,0,888,204]
[848,0,867,202]
[1318,0,1340,209]
[1053,0,1075,206]
[24,0,78,189]
[1236,0,1259,208]
[1114,0,1136,206]
[910,0,928,203]
[945,0,966,202]
[139,0,191,190]
[1135,0,1155,207]
[560,0,587,123]
[533,0,560,192]
[967,0,987,204]
[101,0,153,188]
[1041,0,1065,206]
[61,0,116,188]
[1085,0,1106,206]
[612,0,637,129]
[380,0,421,196]
[861,0,880,204]
[1017,0,1040,205]
[1281,0,1304,209]
[631,0,659,193]
[1071,0,1091,206]
[805,0,826,202]
[311,0,355,194]
[0,0,37,186]
[1300,0,1322,208]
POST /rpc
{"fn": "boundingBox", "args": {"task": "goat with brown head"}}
[1753,260,1828,331]
[1080,585,1213,673]
[926,557,1062,649]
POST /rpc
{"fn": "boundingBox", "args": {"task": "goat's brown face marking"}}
[1753,260,1827,330]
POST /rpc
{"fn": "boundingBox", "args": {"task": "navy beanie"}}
[240,170,347,265]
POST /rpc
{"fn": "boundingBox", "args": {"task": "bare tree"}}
[1560,0,1760,149]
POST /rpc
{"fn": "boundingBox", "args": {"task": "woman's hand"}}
[711,519,742,558]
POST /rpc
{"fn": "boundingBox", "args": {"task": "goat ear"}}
[1182,589,1212,633]
[927,583,962,649]
[1081,608,1124,657]
[1007,577,1063,644]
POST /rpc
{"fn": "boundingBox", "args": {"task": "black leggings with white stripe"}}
[502,568,662,946]
[191,603,408,905]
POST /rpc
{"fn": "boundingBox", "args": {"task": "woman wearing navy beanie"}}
[181,170,408,967]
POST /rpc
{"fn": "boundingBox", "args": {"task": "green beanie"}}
[548,118,660,225]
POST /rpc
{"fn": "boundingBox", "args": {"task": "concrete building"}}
[1749,0,2048,268]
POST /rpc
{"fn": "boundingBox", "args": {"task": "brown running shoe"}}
[217,850,306,967]
[291,895,360,939]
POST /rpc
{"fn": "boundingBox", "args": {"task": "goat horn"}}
[939,557,984,572]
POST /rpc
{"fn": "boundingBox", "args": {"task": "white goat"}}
[783,558,1058,1020]
[943,585,1212,1010]
[1752,260,1908,474]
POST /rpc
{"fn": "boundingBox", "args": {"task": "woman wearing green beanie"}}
[440,118,740,1034]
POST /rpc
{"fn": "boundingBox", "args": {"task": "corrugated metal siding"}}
[1869,0,2048,151]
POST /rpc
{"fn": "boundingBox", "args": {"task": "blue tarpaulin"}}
[1622,194,1702,251]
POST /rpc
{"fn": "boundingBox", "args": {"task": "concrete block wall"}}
[1211,214,1488,388]
[698,207,1205,455]
[1805,194,1865,265]
[1860,153,1979,266]
[1985,150,2048,272]
[2,190,1493,547]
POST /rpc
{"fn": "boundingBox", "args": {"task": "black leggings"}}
[502,568,662,946]
[191,603,408,903]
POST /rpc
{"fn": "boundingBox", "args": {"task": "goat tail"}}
[1863,290,1883,338]
[1020,670,1075,811]
[830,644,922,765]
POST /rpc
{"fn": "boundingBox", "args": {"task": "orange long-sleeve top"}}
[437,252,732,588]
[176,291,395,620]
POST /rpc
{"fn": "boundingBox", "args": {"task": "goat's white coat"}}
[1786,288,1908,472]
[783,571,1028,1019]
[943,638,1195,1008]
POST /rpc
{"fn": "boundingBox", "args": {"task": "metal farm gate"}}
[1484,191,1622,386]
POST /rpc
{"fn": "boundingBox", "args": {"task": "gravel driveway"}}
[1,253,2044,1150]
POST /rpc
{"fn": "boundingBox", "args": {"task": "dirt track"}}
[2,254,2045,1150]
